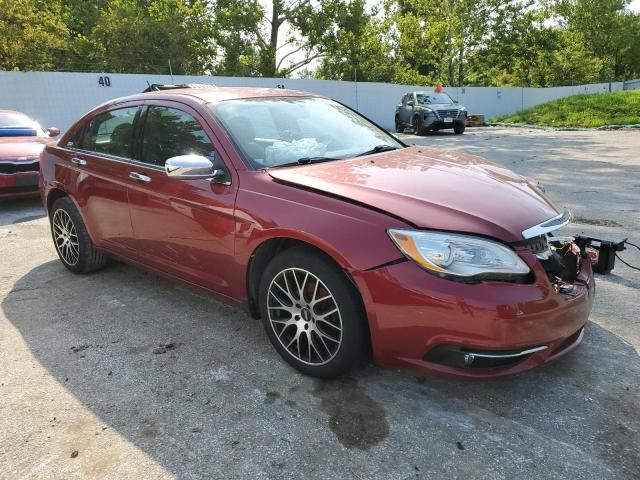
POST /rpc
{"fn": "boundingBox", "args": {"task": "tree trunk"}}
[448,58,455,86]
[266,0,282,77]
[458,44,464,87]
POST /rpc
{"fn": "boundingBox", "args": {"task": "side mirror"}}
[165,154,229,184]
[47,127,60,138]
[453,100,459,104]
[407,101,414,107]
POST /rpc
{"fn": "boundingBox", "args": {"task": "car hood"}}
[0,136,49,159]
[419,103,459,109]
[267,146,559,242]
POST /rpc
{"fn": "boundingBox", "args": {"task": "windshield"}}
[416,93,454,105]
[209,97,403,169]
[0,112,44,137]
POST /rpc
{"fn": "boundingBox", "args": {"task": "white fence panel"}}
[0,71,627,132]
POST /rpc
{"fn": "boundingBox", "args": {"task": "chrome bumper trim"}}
[464,345,547,359]
[522,209,572,239]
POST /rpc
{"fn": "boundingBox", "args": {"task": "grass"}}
[491,90,640,128]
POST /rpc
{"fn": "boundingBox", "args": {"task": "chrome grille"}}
[0,160,40,174]
[436,109,460,118]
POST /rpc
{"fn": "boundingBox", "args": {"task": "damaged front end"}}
[516,210,585,293]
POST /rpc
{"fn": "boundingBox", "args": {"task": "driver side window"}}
[141,106,215,166]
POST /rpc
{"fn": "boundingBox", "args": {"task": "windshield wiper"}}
[271,156,336,168]
[356,144,399,157]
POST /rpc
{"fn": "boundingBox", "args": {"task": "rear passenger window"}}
[81,107,138,158]
[141,106,215,166]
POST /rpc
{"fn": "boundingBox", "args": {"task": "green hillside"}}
[492,90,640,128]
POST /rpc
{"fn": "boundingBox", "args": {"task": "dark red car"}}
[0,110,59,199]
[39,87,594,378]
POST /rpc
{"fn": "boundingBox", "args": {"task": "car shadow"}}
[2,259,639,478]
[0,197,45,227]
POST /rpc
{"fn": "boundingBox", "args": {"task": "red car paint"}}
[267,146,558,243]
[0,110,56,199]
[39,88,593,378]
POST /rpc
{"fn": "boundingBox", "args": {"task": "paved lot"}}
[1,127,639,480]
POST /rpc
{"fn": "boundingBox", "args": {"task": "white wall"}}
[0,70,625,132]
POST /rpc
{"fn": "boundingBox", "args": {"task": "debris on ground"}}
[152,341,175,354]
[70,344,89,353]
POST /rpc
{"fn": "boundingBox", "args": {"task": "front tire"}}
[258,247,369,378]
[412,115,426,135]
[395,115,403,133]
[50,197,108,274]
[454,124,466,134]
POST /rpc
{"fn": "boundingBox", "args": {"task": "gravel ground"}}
[0,127,638,480]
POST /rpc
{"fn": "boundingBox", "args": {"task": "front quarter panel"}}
[234,171,409,294]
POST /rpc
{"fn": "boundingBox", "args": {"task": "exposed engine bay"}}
[521,234,583,293]
[518,231,630,292]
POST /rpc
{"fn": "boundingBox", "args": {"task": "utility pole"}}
[354,65,359,112]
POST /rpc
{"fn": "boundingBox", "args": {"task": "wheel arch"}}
[46,188,98,245]
[245,236,362,321]
[46,187,69,214]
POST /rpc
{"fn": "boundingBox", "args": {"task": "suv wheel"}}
[395,116,403,133]
[454,124,466,135]
[50,197,108,274]
[258,247,369,378]
[412,115,425,135]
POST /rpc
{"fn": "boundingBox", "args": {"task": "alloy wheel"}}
[267,267,343,366]
[53,209,80,266]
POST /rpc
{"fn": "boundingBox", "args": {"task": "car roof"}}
[112,87,323,106]
[0,109,31,117]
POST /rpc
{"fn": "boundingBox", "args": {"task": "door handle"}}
[129,172,151,182]
[71,157,86,166]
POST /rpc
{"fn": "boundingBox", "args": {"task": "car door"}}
[126,102,238,296]
[62,105,140,258]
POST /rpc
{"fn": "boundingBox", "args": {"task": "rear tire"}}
[50,197,108,274]
[258,247,369,378]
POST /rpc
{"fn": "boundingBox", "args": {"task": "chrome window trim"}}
[521,209,572,239]
[63,146,164,172]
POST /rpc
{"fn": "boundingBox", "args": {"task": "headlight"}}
[387,229,530,281]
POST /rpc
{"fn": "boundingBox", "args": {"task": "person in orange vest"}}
[434,81,443,93]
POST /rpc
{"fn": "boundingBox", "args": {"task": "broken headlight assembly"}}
[515,230,584,292]
[523,232,635,292]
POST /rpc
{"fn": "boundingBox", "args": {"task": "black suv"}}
[395,92,467,135]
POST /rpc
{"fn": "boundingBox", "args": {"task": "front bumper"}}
[423,117,466,130]
[352,250,594,379]
[0,172,40,198]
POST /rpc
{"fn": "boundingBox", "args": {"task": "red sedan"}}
[39,87,594,378]
[0,110,59,199]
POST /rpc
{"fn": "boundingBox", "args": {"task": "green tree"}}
[0,0,68,71]
[312,0,396,82]
[554,0,634,81]
[83,0,214,74]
